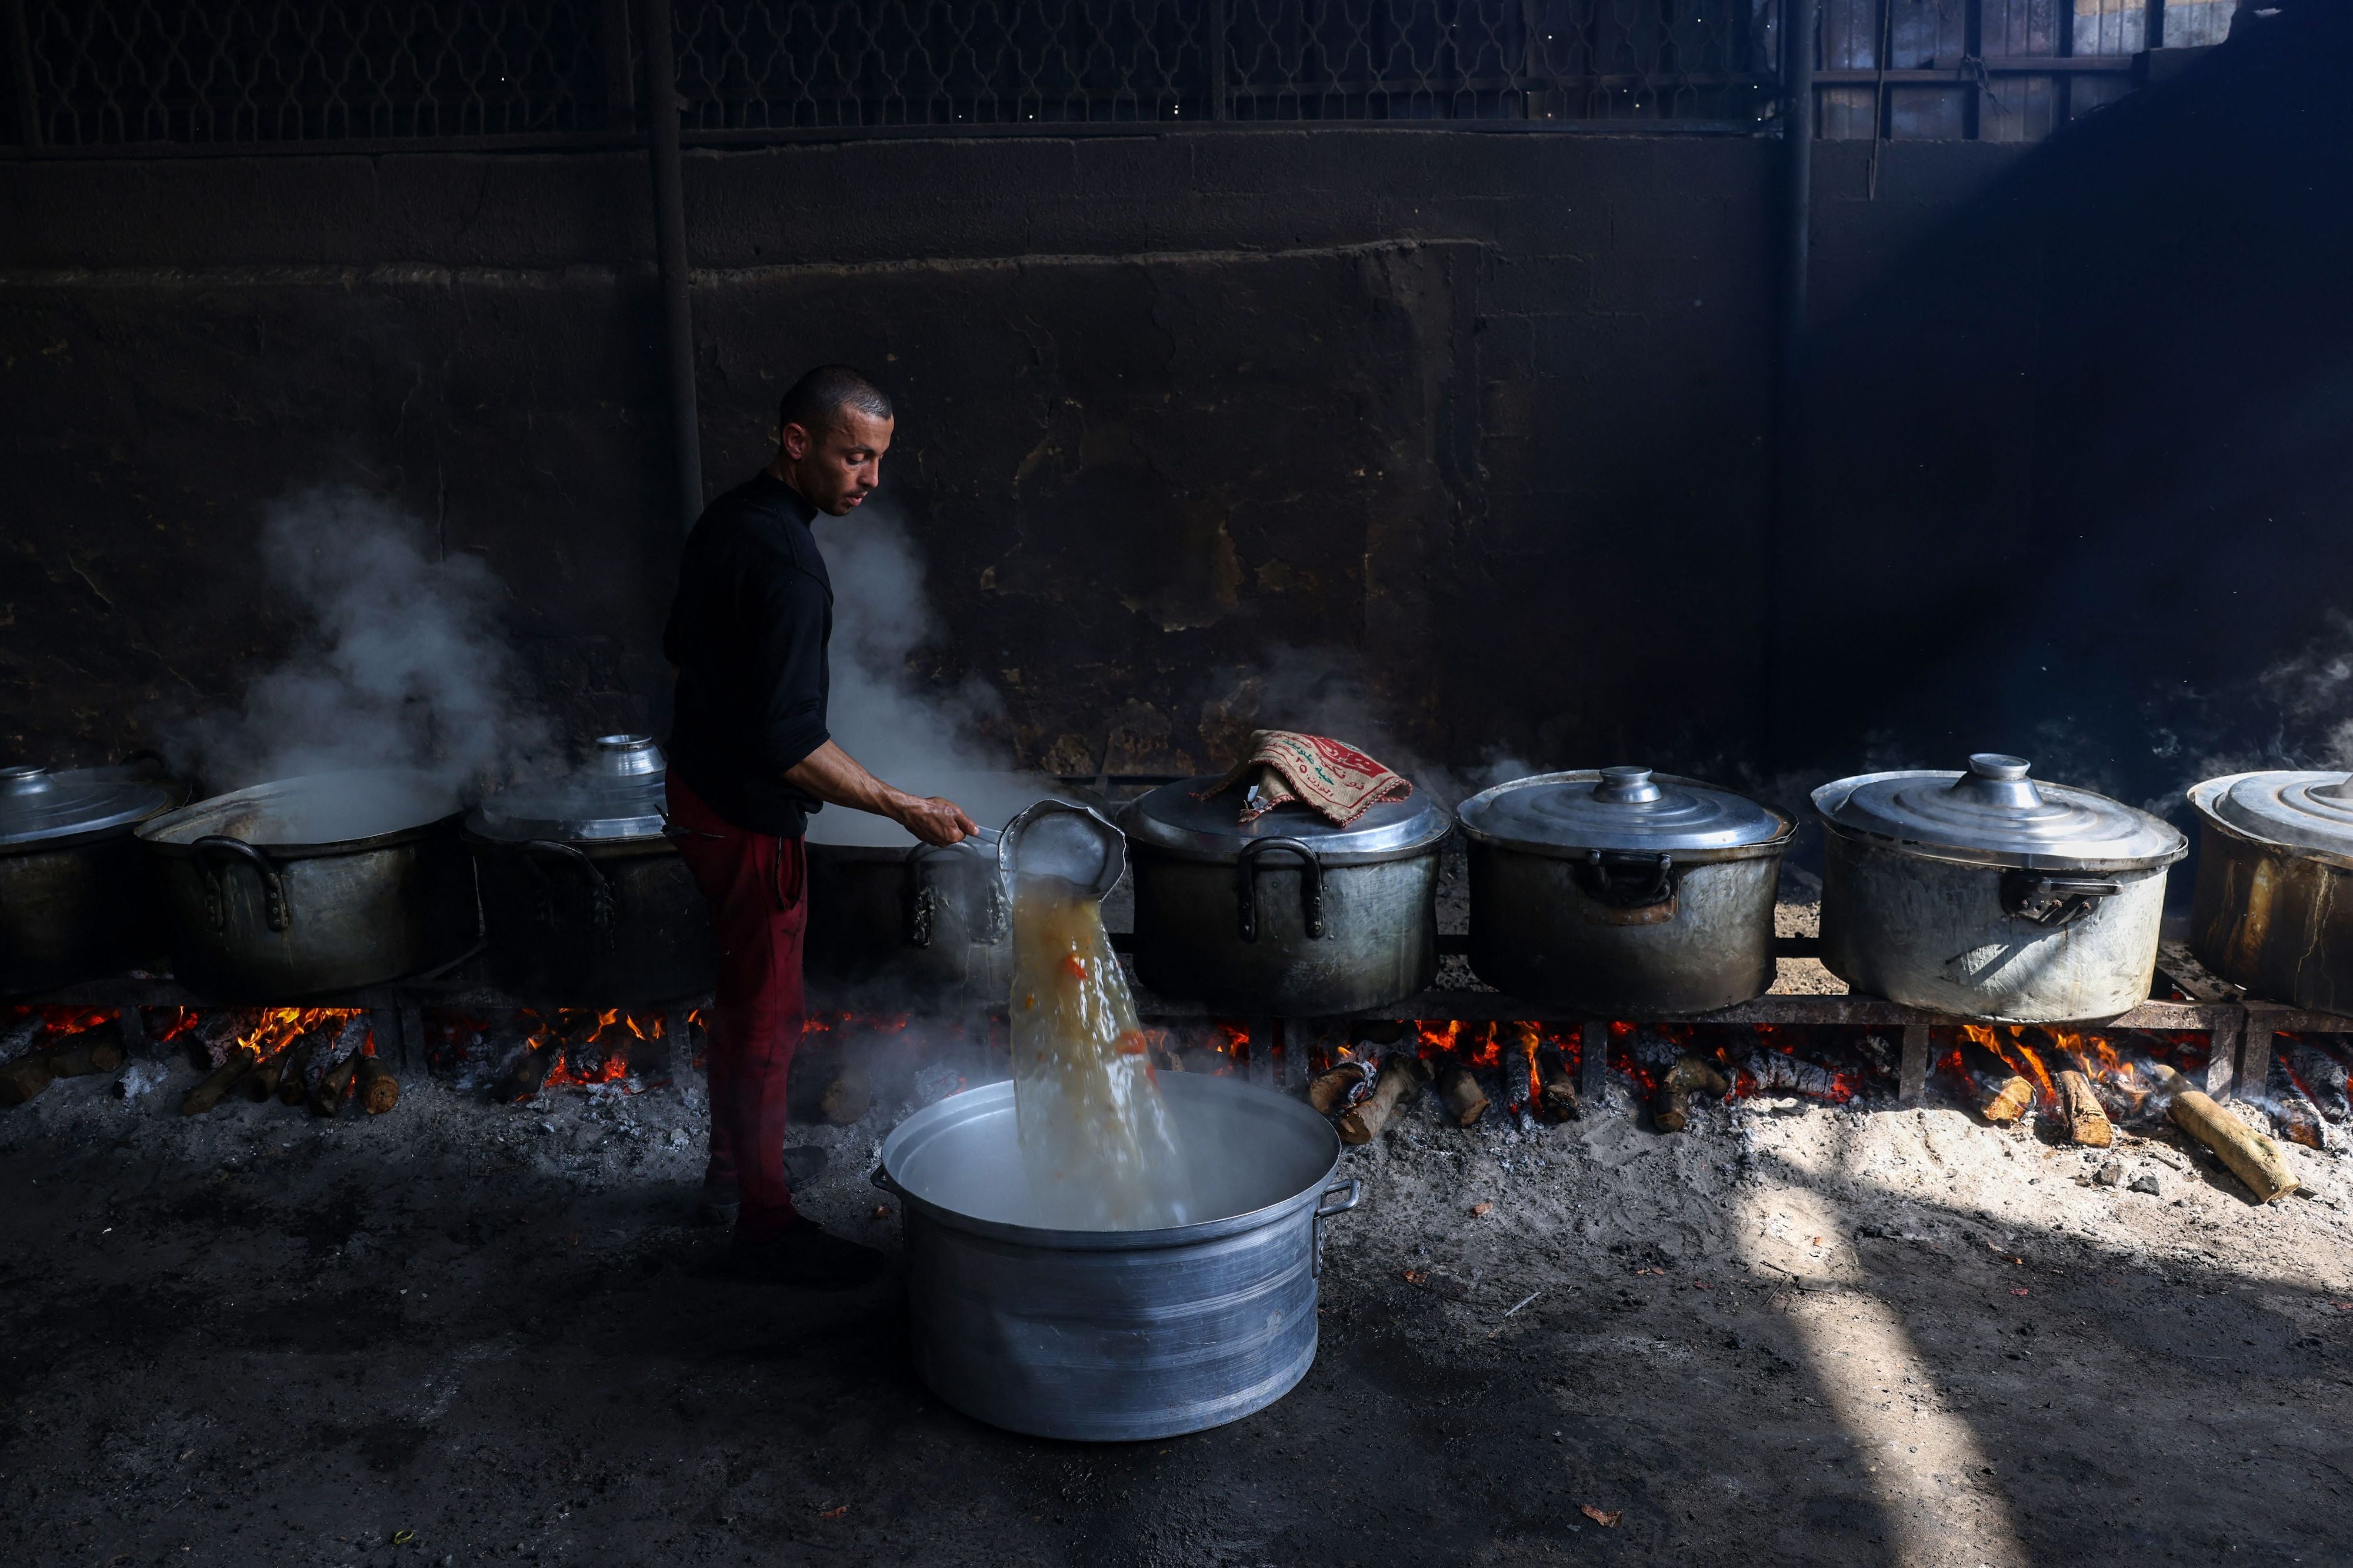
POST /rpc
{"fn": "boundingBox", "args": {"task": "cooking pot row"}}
[7,744,2353,1024]
[0,739,716,1005]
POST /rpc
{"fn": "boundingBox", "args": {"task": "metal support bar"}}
[2238,1006,2279,1104]
[369,1007,400,1070]
[2205,1009,2244,1098]
[1579,1020,1609,1101]
[399,1000,425,1073]
[1898,1020,1930,1103]
[116,1003,148,1056]
[1208,0,1228,120]
[5,0,38,149]
[639,0,702,533]
[599,0,635,129]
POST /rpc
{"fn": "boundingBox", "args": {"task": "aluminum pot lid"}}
[141,768,461,848]
[1122,775,1451,859]
[1815,753,2186,868]
[0,761,178,849]
[467,735,669,843]
[2189,770,2353,858]
[1458,768,1791,855]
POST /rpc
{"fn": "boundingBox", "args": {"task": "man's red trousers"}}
[665,772,808,1242]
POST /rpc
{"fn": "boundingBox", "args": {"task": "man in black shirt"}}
[664,365,977,1287]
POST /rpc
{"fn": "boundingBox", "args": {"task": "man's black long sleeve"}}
[662,472,832,836]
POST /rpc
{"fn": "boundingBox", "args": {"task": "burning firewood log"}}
[354,1055,399,1116]
[1308,1063,1372,1117]
[192,1008,264,1067]
[182,1045,260,1116]
[0,1025,128,1106]
[275,1032,324,1106]
[2280,1041,2351,1123]
[1534,1045,1582,1122]
[1651,1054,1730,1133]
[1955,1040,2033,1124]
[1436,1063,1489,1127]
[0,1013,44,1066]
[309,1052,362,1117]
[497,1040,556,1103]
[239,1031,311,1102]
[2055,1069,2114,1147]
[2151,1063,2299,1203]
[1744,1046,1849,1104]
[2269,1076,2325,1151]
[1337,1054,1429,1145]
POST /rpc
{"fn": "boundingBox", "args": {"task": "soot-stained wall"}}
[0,130,1782,784]
[5,16,2338,810]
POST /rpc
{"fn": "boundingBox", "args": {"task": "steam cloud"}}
[170,487,552,796]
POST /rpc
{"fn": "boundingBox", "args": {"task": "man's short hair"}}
[778,365,894,439]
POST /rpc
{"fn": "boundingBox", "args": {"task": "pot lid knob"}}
[591,734,665,778]
[1952,753,2045,809]
[1592,766,1663,805]
[2311,774,2353,805]
[0,765,53,795]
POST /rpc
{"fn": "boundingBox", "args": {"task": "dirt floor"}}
[6,868,2353,1567]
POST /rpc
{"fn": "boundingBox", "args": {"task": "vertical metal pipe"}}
[1208,0,1228,119]
[6,0,42,148]
[599,0,636,129]
[1763,0,1814,770]
[640,0,702,533]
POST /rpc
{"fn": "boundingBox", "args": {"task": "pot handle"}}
[521,840,616,932]
[1235,836,1325,943]
[191,836,289,933]
[904,841,1009,949]
[2001,870,2124,929]
[1311,1175,1361,1277]
[869,1162,906,1198]
[1573,848,1678,909]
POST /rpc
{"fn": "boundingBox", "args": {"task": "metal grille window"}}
[8,1,625,148]
[0,0,2208,151]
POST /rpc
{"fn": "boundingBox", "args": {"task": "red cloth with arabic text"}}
[1198,730,1413,826]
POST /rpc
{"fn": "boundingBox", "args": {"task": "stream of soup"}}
[1008,875,1191,1229]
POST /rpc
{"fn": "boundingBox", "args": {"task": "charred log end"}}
[0,1057,55,1107]
[1981,1076,2034,1125]
[1652,1085,1691,1133]
[1534,1046,1582,1122]
[1436,1064,1489,1128]
[355,1055,400,1116]
[1308,1066,1362,1117]
[1337,1053,1428,1145]
[496,1042,558,1105]
[309,1054,361,1118]
[819,1064,872,1126]
[182,1045,260,1116]
[2056,1069,2114,1147]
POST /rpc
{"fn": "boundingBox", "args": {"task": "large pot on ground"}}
[803,773,1062,1006]
[0,756,184,995]
[871,1072,1361,1441]
[2187,770,2353,1015]
[1120,778,1449,1015]
[1815,753,2186,1023]
[138,769,478,999]
[1459,766,1792,1016]
[466,736,716,1006]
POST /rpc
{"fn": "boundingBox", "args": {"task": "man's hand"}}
[894,795,980,848]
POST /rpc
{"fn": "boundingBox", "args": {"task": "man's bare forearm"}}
[782,740,918,816]
[781,740,979,847]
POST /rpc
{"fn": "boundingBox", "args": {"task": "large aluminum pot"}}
[1459,766,1792,1015]
[138,769,479,999]
[2187,770,2353,1015]
[0,756,184,995]
[466,736,716,1006]
[1121,776,1449,1014]
[1815,753,2186,1022]
[871,1072,1362,1441]
[804,773,1065,1005]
